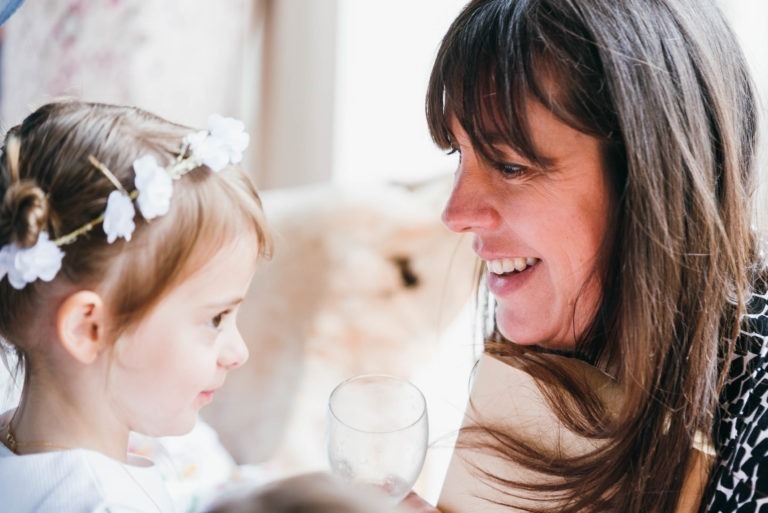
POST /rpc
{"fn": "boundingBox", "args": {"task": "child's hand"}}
[397,491,441,512]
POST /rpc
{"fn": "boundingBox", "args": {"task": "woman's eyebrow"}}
[480,136,555,167]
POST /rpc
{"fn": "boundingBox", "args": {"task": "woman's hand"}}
[397,491,442,512]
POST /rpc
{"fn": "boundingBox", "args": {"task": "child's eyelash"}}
[208,310,230,331]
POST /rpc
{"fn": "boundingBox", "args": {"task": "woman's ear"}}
[56,291,107,364]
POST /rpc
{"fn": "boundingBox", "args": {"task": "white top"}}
[0,442,176,512]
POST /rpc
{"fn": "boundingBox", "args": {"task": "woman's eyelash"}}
[444,143,527,177]
[495,162,529,178]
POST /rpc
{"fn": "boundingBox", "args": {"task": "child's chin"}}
[156,415,197,438]
[174,419,198,437]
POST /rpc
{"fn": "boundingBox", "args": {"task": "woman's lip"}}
[485,261,538,296]
[476,250,538,262]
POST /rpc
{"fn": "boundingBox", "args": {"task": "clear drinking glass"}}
[327,374,429,503]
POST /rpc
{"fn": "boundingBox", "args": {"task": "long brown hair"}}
[0,101,272,376]
[427,0,760,511]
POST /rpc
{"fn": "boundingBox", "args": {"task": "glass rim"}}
[328,374,427,434]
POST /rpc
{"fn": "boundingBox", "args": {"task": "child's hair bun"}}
[1,180,49,248]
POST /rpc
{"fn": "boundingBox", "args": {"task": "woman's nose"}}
[219,329,250,370]
[441,165,498,233]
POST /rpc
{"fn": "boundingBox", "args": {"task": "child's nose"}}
[219,329,249,370]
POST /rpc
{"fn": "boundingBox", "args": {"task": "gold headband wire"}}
[0,113,249,290]
[53,156,139,246]
[87,155,129,195]
[6,135,21,183]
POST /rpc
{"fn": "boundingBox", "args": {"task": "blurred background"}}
[1,1,765,192]
[0,0,766,506]
[0,0,472,189]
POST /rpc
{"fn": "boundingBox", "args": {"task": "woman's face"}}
[442,101,613,349]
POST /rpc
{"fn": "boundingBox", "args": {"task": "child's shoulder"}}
[0,447,108,511]
[0,447,174,512]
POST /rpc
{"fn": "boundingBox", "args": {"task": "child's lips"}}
[198,389,218,404]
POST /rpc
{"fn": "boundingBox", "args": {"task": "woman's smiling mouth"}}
[485,257,540,275]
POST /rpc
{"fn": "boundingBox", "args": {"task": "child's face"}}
[106,232,260,437]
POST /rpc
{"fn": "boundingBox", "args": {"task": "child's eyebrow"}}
[205,297,245,310]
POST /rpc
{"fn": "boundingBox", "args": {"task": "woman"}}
[420,0,767,511]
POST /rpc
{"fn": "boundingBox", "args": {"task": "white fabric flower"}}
[103,190,136,243]
[185,130,229,172]
[134,155,173,219]
[0,244,17,287]
[184,115,250,172]
[0,232,64,289]
[207,114,249,165]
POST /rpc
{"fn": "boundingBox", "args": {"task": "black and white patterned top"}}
[706,289,768,511]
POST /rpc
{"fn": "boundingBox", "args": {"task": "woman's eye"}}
[495,163,529,179]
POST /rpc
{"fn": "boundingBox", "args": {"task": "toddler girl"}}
[0,101,272,512]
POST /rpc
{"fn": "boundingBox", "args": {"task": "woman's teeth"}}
[486,257,539,274]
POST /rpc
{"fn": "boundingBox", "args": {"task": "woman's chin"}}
[497,320,576,351]
[496,311,543,346]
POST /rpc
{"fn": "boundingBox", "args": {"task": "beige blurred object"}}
[438,354,713,513]
[202,178,475,476]
[207,472,394,513]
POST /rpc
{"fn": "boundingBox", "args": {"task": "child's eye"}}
[207,311,228,331]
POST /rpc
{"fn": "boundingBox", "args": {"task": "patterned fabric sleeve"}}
[706,290,768,512]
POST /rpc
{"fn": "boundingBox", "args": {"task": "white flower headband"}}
[0,114,249,290]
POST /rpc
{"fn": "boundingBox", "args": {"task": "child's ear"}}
[56,291,107,364]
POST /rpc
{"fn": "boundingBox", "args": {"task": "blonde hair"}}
[0,101,271,366]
